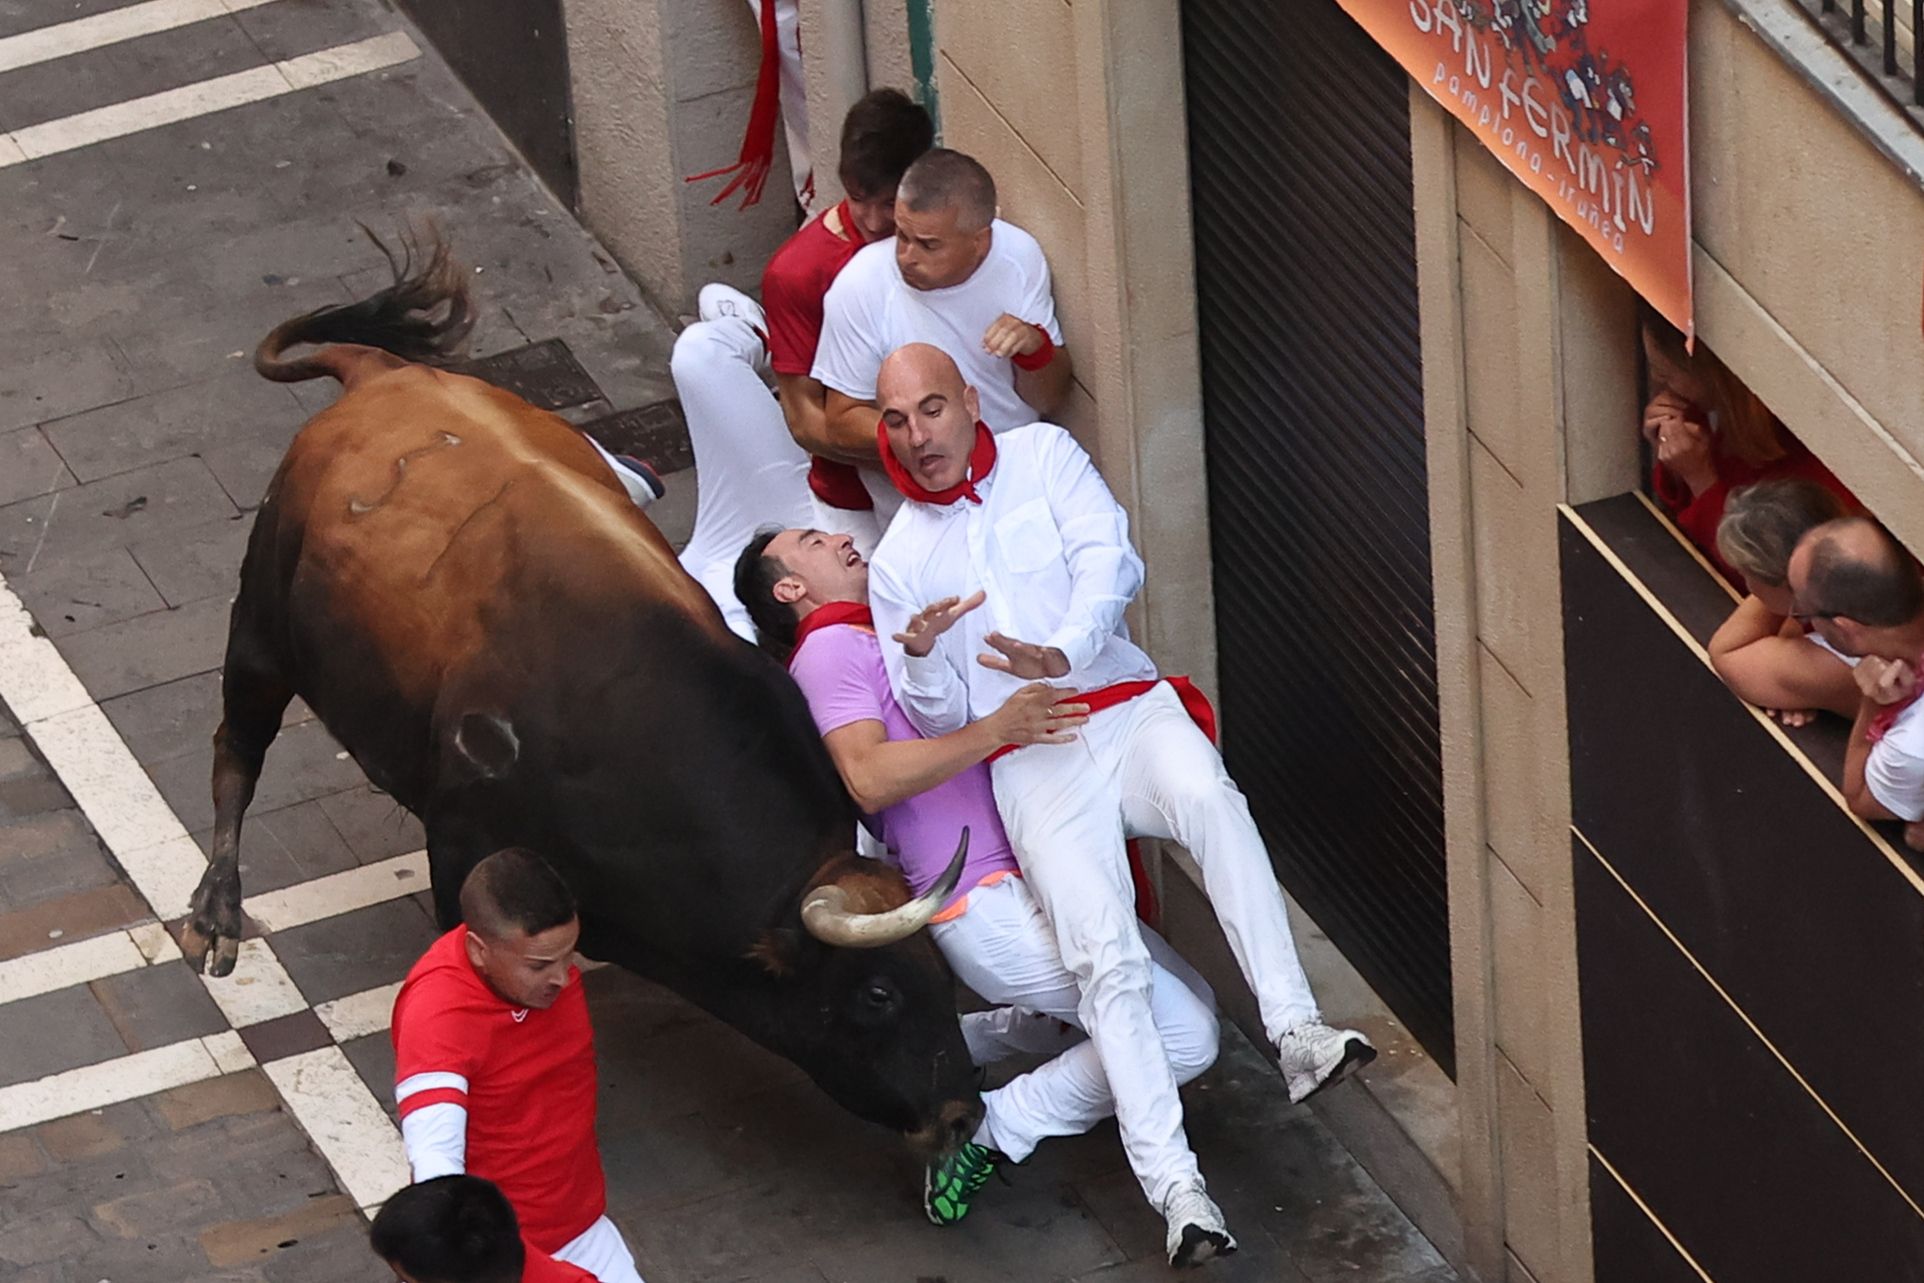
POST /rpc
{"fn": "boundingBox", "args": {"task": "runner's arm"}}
[392,992,474,1181]
[822,718,1006,813]
[1014,341,1073,419]
[779,376,883,467]
[395,1069,469,1180]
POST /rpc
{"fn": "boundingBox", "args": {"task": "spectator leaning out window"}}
[1640,308,1852,584]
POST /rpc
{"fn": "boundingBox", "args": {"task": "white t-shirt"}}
[811,219,1064,439]
[1866,698,1924,821]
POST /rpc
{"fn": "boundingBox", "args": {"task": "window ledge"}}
[1720,0,1924,191]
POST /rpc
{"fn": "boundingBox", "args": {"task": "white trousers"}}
[932,876,1218,1197]
[990,683,1321,1208]
[669,317,879,639]
[554,1213,643,1283]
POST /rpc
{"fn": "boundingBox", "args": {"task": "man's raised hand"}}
[987,682,1089,748]
[983,313,1046,360]
[893,590,987,658]
[979,631,1071,680]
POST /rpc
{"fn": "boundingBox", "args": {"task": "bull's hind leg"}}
[181,622,293,976]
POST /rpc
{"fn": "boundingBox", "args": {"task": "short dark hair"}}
[1716,479,1846,587]
[369,1176,523,1283]
[458,848,577,941]
[734,527,801,662]
[838,88,934,201]
[1803,518,1924,628]
[898,148,996,232]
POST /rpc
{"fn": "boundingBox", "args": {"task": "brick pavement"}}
[0,0,1455,1278]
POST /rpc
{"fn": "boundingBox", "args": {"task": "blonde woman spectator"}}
[1708,480,1857,726]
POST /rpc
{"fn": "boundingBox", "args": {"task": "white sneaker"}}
[1163,1180,1236,1268]
[1275,1021,1377,1105]
[696,283,771,377]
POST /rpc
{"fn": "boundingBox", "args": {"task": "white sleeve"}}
[1036,428,1144,676]
[1866,735,1924,822]
[1015,235,1063,344]
[810,269,885,401]
[870,552,973,737]
[400,1101,468,1180]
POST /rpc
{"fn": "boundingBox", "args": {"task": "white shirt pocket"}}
[994,497,1065,575]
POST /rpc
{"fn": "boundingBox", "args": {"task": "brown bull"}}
[179,236,981,1151]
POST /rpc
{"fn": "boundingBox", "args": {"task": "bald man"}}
[391,849,643,1282]
[811,148,1071,525]
[864,344,1373,1265]
[1787,517,1924,847]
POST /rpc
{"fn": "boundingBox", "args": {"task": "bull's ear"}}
[748,928,806,978]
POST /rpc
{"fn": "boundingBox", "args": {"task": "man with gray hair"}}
[1787,517,1924,847]
[1707,478,1856,726]
[811,147,1073,521]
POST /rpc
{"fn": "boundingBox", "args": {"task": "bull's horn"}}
[800,827,971,949]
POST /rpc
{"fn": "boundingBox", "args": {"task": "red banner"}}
[1337,0,1692,338]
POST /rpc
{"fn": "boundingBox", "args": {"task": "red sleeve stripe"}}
[398,1087,468,1118]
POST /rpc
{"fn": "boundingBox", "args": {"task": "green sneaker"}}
[923,1141,998,1225]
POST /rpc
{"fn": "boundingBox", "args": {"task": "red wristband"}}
[1011,326,1056,371]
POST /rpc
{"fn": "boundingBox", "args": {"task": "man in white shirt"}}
[811,148,1072,521]
[1787,516,1924,849]
[865,343,1375,1264]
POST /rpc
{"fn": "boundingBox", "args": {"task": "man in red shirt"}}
[371,1175,596,1283]
[675,89,933,638]
[391,849,641,1283]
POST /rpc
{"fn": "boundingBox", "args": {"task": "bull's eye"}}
[865,983,894,1009]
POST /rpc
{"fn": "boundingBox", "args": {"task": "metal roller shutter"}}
[1181,0,1452,1069]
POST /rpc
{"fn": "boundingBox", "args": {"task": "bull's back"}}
[237,364,727,802]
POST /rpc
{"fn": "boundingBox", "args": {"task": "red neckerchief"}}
[1867,651,1924,744]
[788,601,873,669]
[877,420,997,505]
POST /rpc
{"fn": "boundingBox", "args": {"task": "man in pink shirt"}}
[734,527,1223,1261]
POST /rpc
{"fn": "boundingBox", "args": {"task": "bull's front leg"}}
[181,718,271,976]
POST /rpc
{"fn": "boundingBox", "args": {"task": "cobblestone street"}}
[0,1,1455,1279]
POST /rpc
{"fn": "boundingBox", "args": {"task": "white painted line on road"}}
[265,1045,409,1211]
[28,705,202,918]
[315,981,401,1043]
[0,930,147,1006]
[0,595,94,725]
[0,1033,253,1131]
[200,937,308,1027]
[243,850,429,934]
[131,919,183,964]
[2,31,420,167]
[0,0,281,76]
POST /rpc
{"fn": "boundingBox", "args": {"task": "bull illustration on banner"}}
[1342,0,1691,336]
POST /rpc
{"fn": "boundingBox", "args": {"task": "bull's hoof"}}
[179,921,240,977]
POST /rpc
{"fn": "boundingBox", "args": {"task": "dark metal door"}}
[395,0,578,207]
[1181,0,1451,1068]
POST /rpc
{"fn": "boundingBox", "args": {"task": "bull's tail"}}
[254,224,474,387]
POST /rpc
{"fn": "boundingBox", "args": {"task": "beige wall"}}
[1415,96,1633,1283]
[564,0,799,313]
